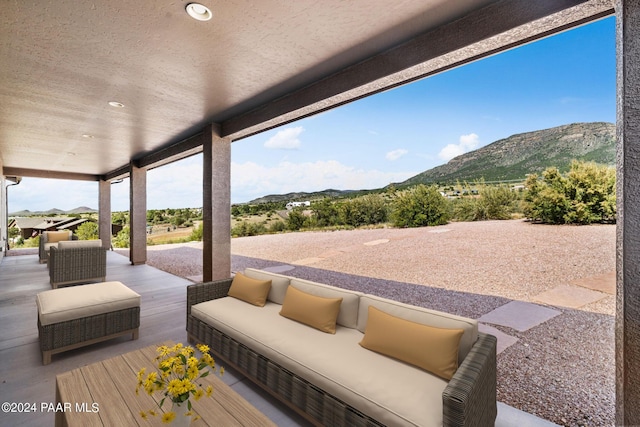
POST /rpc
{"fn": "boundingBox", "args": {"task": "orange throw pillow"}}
[279,286,342,334]
[360,306,464,380]
[227,272,271,307]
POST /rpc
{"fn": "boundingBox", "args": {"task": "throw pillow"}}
[227,272,272,307]
[359,306,464,380]
[279,286,343,334]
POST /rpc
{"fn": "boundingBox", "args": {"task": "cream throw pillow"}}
[227,272,272,307]
[359,306,464,380]
[279,286,343,334]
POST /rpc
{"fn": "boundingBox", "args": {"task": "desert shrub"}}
[342,194,388,227]
[190,223,203,241]
[112,226,130,248]
[231,221,267,237]
[23,236,40,248]
[390,184,449,227]
[269,220,286,233]
[524,161,616,224]
[286,208,307,231]
[75,221,99,240]
[312,199,342,227]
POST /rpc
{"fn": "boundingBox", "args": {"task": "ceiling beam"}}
[221,0,613,140]
[3,167,99,182]
[135,131,205,170]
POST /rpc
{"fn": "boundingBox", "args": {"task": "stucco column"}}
[98,179,111,249]
[129,163,147,265]
[202,124,231,281]
[616,0,640,424]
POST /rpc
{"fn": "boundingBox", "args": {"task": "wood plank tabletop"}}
[55,342,276,427]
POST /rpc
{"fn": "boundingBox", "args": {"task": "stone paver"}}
[262,265,295,273]
[478,301,561,332]
[292,257,325,265]
[478,323,519,354]
[363,239,389,246]
[569,270,615,294]
[533,284,607,309]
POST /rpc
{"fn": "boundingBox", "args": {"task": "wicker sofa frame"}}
[38,306,140,365]
[187,278,497,427]
[38,231,76,264]
[48,245,107,288]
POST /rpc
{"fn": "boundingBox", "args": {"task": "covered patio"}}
[1,0,639,425]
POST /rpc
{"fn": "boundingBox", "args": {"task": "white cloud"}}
[438,133,480,162]
[386,149,408,161]
[9,155,418,211]
[232,160,415,203]
[264,126,304,149]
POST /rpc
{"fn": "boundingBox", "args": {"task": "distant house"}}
[285,201,311,210]
[10,217,75,239]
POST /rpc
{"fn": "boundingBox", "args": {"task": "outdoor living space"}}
[0,250,311,427]
[1,218,614,426]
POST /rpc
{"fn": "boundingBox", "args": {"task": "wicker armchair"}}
[38,230,75,263]
[48,239,107,288]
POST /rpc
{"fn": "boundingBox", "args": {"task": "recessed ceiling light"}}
[82,134,94,139]
[108,101,125,108]
[67,152,76,156]
[186,3,212,21]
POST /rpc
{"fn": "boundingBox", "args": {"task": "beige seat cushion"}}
[192,297,448,427]
[37,281,140,326]
[57,239,102,249]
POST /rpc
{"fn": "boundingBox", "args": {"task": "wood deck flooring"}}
[0,251,309,427]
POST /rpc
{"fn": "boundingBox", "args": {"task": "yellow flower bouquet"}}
[136,343,224,424]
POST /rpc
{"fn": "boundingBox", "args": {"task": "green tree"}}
[286,208,307,231]
[390,185,449,228]
[76,221,99,240]
[342,194,388,227]
[524,161,616,224]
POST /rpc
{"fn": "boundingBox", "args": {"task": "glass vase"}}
[171,400,191,427]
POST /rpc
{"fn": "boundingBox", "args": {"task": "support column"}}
[98,179,111,249]
[616,0,640,424]
[203,124,231,282]
[129,163,147,265]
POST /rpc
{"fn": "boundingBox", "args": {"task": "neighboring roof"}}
[32,217,76,230]
[11,217,74,230]
[57,218,92,230]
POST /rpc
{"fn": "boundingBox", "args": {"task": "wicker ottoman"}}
[36,281,141,365]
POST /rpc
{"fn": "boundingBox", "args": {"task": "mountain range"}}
[398,121,615,186]
[9,206,97,217]
[250,122,616,203]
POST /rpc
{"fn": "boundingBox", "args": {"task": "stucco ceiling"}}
[0,0,613,180]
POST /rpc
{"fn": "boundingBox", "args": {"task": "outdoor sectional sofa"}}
[187,268,497,427]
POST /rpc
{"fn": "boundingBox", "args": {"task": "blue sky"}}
[9,16,616,213]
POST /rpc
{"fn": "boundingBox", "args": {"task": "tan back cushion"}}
[279,286,342,334]
[360,306,464,380]
[57,239,102,249]
[227,272,271,307]
[358,295,477,364]
[243,268,290,304]
[46,231,71,243]
[289,278,361,329]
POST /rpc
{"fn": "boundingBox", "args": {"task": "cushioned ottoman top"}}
[37,281,140,326]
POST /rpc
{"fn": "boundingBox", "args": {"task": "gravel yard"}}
[120,219,616,426]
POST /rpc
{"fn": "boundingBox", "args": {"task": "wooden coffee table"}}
[55,342,276,426]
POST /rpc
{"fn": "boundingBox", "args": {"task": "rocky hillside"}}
[399,122,615,186]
